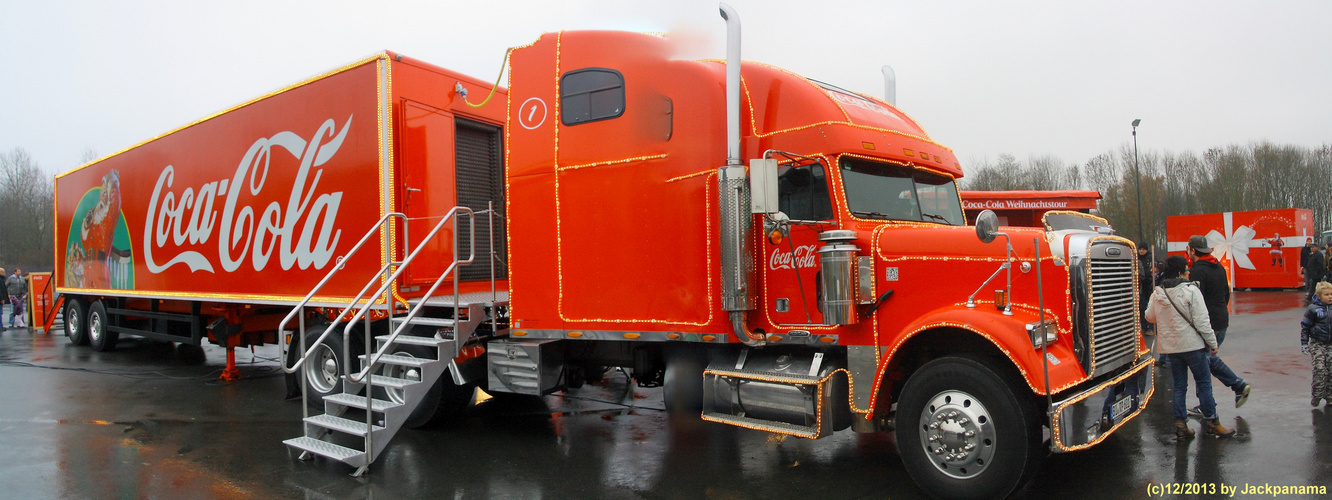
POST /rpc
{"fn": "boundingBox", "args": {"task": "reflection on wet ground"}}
[1,290,1330,499]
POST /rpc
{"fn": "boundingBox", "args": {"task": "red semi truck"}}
[52,6,1153,499]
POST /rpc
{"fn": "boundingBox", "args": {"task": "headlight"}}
[1026,319,1058,349]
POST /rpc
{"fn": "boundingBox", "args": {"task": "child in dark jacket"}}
[1299,282,1332,407]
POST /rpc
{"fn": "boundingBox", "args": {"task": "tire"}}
[663,345,706,415]
[87,301,118,352]
[896,355,1043,500]
[291,320,354,409]
[64,298,89,346]
[387,347,478,429]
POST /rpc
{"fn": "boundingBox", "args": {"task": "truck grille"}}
[1087,256,1138,376]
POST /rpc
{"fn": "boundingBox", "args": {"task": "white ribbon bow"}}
[1205,212,1257,271]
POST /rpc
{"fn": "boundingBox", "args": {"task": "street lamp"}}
[1131,119,1143,244]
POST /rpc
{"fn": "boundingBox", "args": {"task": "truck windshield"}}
[839,157,964,225]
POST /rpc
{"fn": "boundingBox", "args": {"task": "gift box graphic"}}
[1166,208,1313,289]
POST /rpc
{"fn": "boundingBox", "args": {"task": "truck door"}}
[763,162,834,326]
[399,100,456,285]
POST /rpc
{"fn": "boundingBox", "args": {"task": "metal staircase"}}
[279,205,502,476]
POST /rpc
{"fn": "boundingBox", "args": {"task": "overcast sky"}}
[3,0,1329,177]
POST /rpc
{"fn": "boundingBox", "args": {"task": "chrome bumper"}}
[1049,355,1154,452]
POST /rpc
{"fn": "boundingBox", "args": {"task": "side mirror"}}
[976,209,999,244]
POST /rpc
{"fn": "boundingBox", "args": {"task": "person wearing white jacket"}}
[1145,255,1235,438]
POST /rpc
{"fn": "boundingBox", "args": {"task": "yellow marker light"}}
[768,229,784,246]
[861,142,876,150]
[819,337,835,344]
[513,330,528,337]
[903,149,915,157]
[702,335,715,342]
[667,333,680,340]
[623,333,641,339]
[567,332,583,338]
[767,335,781,342]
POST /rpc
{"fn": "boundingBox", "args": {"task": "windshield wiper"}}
[852,210,894,219]
[921,212,950,223]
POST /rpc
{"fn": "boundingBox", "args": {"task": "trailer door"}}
[399,100,456,285]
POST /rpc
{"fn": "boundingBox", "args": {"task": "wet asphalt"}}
[1,291,1331,499]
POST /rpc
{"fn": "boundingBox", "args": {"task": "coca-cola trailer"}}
[52,5,1153,499]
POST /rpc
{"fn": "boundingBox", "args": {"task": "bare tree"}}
[0,147,55,269]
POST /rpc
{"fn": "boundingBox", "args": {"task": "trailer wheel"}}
[384,347,477,429]
[88,301,118,352]
[288,320,353,409]
[64,298,89,346]
[896,355,1042,500]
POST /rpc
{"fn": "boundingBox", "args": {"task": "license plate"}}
[1110,394,1133,421]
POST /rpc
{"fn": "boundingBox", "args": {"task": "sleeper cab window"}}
[561,68,625,125]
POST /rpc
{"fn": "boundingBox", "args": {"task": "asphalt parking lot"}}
[1,290,1330,499]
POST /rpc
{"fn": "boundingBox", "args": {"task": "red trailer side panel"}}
[56,57,389,304]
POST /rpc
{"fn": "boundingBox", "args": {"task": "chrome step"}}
[368,375,419,390]
[325,393,401,412]
[359,353,429,367]
[284,436,366,467]
[304,414,385,437]
[374,335,455,348]
[391,316,457,328]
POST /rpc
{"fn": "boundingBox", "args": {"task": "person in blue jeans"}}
[1146,256,1235,438]
[1186,235,1253,416]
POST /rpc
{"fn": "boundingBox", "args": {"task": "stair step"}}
[368,374,421,389]
[359,353,429,368]
[375,335,454,348]
[284,436,366,466]
[325,393,401,412]
[305,414,385,437]
[391,316,458,328]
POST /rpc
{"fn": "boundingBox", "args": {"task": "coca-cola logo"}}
[770,244,819,270]
[143,116,352,274]
[827,91,893,117]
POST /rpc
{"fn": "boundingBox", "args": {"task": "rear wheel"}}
[64,298,89,346]
[896,355,1043,500]
[286,320,356,409]
[663,345,706,415]
[388,346,478,429]
[88,301,118,352]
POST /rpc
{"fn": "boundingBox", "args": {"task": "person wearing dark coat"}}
[1307,241,1327,302]
[1138,244,1154,331]
[1186,235,1252,415]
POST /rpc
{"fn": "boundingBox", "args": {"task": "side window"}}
[778,162,834,221]
[561,68,625,125]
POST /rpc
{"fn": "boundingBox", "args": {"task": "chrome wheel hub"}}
[305,344,340,394]
[89,311,103,342]
[918,390,997,479]
[385,352,420,404]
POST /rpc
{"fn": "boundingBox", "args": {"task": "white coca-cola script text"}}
[143,116,352,274]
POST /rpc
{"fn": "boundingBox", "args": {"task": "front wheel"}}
[896,355,1043,500]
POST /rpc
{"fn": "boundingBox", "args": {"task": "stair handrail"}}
[344,206,473,467]
[343,206,475,384]
[280,212,408,374]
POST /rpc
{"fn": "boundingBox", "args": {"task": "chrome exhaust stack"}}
[717,3,764,346]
